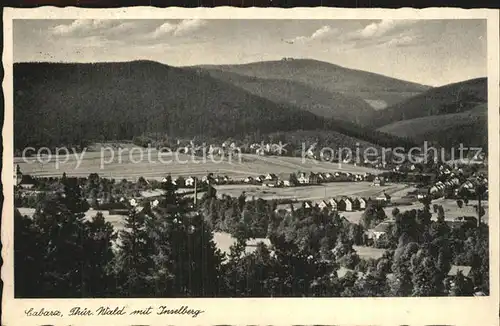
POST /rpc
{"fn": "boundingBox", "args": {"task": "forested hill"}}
[194,67,375,126]
[196,59,430,108]
[371,78,487,128]
[14,61,414,151]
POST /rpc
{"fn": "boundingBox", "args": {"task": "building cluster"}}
[275,193,392,214]
[427,167,488,198]
[244,171,374,187]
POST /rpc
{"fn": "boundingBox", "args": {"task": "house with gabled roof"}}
[255,175,265,183]
[352,198,361,210]
[317,200,330,210]
[370,220,395,240]
[376,192,391,203]
[344,198,353,211]
[265,173,278,181]
[324,172,333,181]
[303,201,313,209]
[309,172,320,184]
[298,172,309,184]
[358,197,367,210]
[17,174,37,189]
[337,198,353,212]
[297,172,319,185]
[328,198,339,211]
[373,176,385,186]
[185,176,196,187]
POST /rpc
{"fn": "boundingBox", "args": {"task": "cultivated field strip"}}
[15,151,380,180]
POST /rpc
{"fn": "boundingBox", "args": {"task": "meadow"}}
[215,182,410,202]
[15,145,379,181]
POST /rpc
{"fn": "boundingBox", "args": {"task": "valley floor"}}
[15,148,380,181]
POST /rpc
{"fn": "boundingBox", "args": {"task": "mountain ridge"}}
[193,67,375,126]
[14,60,415,151]
[371,77,487,128]
[194,58,431,108]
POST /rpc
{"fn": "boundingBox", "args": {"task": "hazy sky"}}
[14,19,487,86]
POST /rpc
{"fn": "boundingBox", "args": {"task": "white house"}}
[373,176,385,186]
[304,201,313,209]
[298,172,309,184]
[376,192,391,203]
[358,198,367,210]
[317,200,330,210]
[328,198,339,211]
[338,198,353,212]
[265,173,278,181]
[371,221,394,240]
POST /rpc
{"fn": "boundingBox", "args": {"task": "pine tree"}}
[31,191,87,297]
[114,207,154,297]
[144,176,224,297]
[81,212,117,297]
[14,209,43,297]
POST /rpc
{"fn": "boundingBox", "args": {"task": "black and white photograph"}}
[3,7,500,326]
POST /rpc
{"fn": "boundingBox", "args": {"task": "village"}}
[15,150,489,255]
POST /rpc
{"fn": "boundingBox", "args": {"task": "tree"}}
[60,174,90,214]
[289,173,299,186]
[26,190,88,297]
[420,196,431,207]
[81,212,117,297]
[360,202,386,230]
[237,192,246,212]
[222,242,277,297]
[390,242,418,296]
[142,180,224,297]
[114,207,155,297]
[411,251,444,296]
[333,237,359,269]
[352,270,388,297]
[206,184,217,199]
[14,209,44,297]
[437,205,445,221]
[447,271,474,296]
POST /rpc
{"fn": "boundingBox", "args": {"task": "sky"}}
[13,19,487,86]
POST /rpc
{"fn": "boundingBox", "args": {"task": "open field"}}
[213,231,387,260]
[353,245,386,260]
[219,182,412,202]
[15,147,380,181]
[16,207,127,231]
